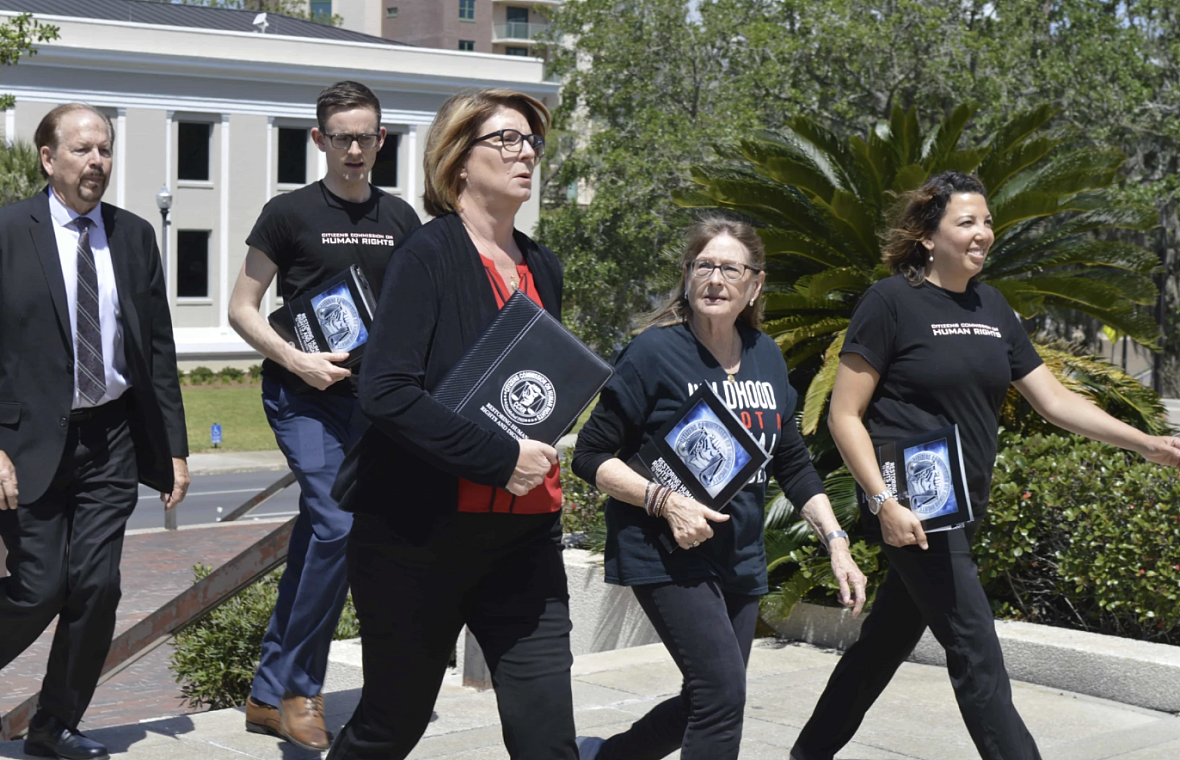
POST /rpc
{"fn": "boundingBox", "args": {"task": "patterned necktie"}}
[73,217,107,405]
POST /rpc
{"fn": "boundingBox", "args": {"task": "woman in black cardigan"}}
[326,89,577,760]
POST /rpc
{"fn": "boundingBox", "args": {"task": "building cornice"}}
[1,83,438,123]
[0,12,560,98]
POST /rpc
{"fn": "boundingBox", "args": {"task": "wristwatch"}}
[868,490,894,516]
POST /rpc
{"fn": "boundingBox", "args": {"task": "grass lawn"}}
[182,387,598,454]
[182,385,277,453]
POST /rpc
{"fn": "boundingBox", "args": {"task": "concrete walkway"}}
[186,450,288,475]
[3,639,1176,759]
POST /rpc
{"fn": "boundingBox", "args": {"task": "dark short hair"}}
[316,81,382,131]
[34,104,116,179]
[882,170,989,286]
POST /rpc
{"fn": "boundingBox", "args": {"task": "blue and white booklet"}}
[630,384,770,510]
[875,424,973,532]
[268,264,376,369]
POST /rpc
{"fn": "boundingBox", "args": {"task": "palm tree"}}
[0,141,44,207]
[673,104,1166,435]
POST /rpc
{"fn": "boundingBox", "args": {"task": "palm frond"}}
[801,330,845,434]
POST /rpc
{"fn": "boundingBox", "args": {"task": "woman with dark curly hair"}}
[790,171,1180,760]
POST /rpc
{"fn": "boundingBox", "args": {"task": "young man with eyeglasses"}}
[227,80,420,752]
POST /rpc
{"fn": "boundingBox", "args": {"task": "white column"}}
[164,110,174,187]
[4,107,14,146]
[219,113,231,329]
[164,110,174,305]
[406,127,418,213]
[115,108,127,208]
[263,116,275,316]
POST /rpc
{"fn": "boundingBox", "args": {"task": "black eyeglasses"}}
[689,259,761,282]
[471,129,545,157]
[323,132,381,150]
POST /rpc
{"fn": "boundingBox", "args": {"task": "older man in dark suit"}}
[0,104,190,760]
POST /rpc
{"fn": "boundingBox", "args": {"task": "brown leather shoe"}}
[280,692,332,751]
[245,697,282,738]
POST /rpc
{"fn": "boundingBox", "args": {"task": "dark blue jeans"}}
[598,578,761,760]
[250,379,367,705]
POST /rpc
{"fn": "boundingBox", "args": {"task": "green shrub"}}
[188,366,215,385]
[762,469,888,620]
[169,565,359,710]
[560,451,607,552]
[218,366,245,383]
[977,432,1180,644]
[248,364,263,380]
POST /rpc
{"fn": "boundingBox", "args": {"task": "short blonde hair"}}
[423,89,550,217]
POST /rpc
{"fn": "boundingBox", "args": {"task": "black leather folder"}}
[433,291,613,446]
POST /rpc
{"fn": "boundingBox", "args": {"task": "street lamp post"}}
[154,184,175,530]
[156,184,173,285]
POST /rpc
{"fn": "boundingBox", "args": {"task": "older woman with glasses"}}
[571,218,867,760]
[326,89,577,760]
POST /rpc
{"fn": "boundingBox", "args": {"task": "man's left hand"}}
[161,457,190,510]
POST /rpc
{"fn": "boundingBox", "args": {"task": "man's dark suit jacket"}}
[0,190,188,504]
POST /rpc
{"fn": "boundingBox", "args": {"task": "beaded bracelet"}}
[647,484,662,517]
[653,486,672,519]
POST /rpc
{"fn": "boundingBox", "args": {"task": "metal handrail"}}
[0,472,298,740]
[493,21,549,40]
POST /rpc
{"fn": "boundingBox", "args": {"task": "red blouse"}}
[455,255,563,514]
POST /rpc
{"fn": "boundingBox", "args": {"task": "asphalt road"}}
[128,469,300,532]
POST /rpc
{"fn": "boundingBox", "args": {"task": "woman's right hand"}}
[879,499,928,550]
[506,439,558,496]
[662,493,730,550]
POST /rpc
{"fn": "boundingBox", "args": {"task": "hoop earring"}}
[684,290,689,300]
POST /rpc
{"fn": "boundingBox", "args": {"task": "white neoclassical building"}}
[0,0,558,365]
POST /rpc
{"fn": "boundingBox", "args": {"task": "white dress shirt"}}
[49,188,130,409]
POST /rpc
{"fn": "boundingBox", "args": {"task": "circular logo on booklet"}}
[315,295,362,352]
[674,419,735,488]
[905,451,951,516]
[501,370,557,426]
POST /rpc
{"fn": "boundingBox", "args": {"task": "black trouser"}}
[327,511,578,760]
[792,528,1042,760]
[599,578,761,760]
[0,402,137,729]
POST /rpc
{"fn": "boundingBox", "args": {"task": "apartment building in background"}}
[0,0,558,365]
[324,0,559,57]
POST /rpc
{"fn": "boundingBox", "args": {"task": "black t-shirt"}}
[842,275,1043,540]
[573,322,825,595]
[247,181,421,396]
